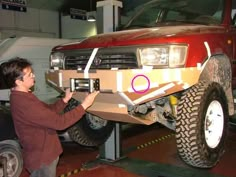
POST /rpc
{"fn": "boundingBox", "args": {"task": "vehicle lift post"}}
[95,0,124,162]
[98,123,123,162]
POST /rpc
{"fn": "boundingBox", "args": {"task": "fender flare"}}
[199,54,234,116]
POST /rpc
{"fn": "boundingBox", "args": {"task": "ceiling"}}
[26,0,150,15]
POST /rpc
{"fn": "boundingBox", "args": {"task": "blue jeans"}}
[30,157,59,177]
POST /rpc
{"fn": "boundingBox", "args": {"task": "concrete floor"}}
[19,123,236,177]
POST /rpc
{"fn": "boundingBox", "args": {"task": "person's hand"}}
[81,91,99,110]
[63,88,74,103]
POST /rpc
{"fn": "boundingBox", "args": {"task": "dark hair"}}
[0,57,32,88]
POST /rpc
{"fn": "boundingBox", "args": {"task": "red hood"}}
[53,25,224,51]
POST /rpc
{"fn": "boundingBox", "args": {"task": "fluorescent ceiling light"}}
[87,15,96,22]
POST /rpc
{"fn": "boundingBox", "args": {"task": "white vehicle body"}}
[0,37,73,103]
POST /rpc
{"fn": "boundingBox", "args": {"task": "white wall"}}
[0,3,134,40]
[61,15,97,39]
[0,7,97,40]
[0,7,59,39]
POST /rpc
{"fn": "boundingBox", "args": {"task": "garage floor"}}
[19,123,236,177]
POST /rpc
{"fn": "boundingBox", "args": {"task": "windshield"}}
[124,0,224,29]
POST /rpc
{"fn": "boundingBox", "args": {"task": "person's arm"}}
[42,99,67,114]
[42,88,74,113]
[81,92,99,110]
[11,91,99,130]
[26,103,85,130]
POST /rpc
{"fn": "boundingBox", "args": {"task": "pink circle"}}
[131,74,150,94]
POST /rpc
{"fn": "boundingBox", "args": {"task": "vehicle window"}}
[128,7,162,27]
[124,0,224,29]
[165,11,186,21]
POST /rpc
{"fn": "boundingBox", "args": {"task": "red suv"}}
[46,0,236,168]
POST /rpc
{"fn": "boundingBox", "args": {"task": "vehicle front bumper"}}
[45,67,201,124]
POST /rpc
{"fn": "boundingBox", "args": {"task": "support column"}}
[96,0,123,33]
[95,0,124,163]
[99,123,123,162]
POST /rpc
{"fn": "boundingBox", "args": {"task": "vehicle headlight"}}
[138,45,187,67]
[50,52,64,69]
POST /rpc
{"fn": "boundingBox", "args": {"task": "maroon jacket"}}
[10,90,85,170]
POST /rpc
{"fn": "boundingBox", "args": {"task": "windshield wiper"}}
[123,24,151,30]
[157,20,212,25]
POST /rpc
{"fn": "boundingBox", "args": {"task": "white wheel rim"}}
[0,151,19,177]
[205,100,224,148]
[86,114,108,130]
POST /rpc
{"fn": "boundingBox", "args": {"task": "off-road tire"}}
[64,99,114,147]
[176,81,228,168]
[0,143,23,177]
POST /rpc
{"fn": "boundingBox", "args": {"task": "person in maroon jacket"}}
[0,57,99,177]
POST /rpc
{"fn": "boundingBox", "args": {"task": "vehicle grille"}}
[64,53,138,70]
